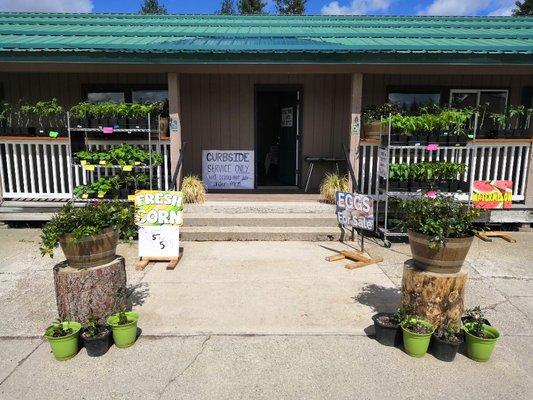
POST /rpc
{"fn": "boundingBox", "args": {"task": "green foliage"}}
[435,323,461,343]
[238,0,267,14]
[117,311,129,325]
[45,319,73,338]
[69,102,161,119]
[73,173,154,199]
[389,306,413,325]
[362,102,401,123]
[512,0,533,16]
[388,162,466,182]
[39,201,136,257]
[139,0,167,14]
[218,0,236,14]
[387,107,474,135]
[399,195,482,249]
[402,318,433,334]
[75,144,162,166]
[275,0,306,15]
[85,316,105,338]
[463,306,487,338]
[319,173,349,204]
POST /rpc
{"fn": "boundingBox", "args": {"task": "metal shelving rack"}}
[373,119,476,248]
[67,112,161,200]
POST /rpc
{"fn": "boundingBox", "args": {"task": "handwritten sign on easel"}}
[134,190,184,270]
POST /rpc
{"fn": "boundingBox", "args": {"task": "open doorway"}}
[255,87,301,187]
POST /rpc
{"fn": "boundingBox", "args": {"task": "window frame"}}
[82,84,168,103]
[386,86,444,113]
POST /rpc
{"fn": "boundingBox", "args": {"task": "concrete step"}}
[180,226,342,241]
[183,213,338,227]
[184,201,335,215]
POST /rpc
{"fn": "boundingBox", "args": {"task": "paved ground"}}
[0,229,532,399]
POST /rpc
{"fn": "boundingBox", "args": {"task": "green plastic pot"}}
[107,311,139,348]
[464,323,500,362]
[401,318,435,358]
[44,321,81,361]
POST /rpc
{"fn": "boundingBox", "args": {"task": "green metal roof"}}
[0,13,532,65]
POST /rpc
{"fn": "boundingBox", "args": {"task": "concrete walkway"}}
[0,229,532,399]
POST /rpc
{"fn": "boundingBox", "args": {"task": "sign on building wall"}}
[281,107,293,127]
[378,147,389,179]
[202,150,254,190]
[472,180,513,209]
[135,190,184,258]
[169,113,181,134]
[335,191,374,231]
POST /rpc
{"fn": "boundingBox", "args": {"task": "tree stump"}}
[400,259,467,327]
[53,256,127,326]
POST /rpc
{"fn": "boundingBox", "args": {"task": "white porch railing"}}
[0,138,531,202]
[0,139,172,200]
[359,141,531,201]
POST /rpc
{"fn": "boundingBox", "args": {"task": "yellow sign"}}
[134,190,184,227]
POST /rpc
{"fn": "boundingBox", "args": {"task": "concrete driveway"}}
[0,229,531,399]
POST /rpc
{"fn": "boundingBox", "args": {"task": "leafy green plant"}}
[435,323,462,344]
[362,102,401,123]
[46,319,73,338]
[84,316,106,338]
[389,306,413,325]
[39,201,136,257]
[463,306,488,338]
[490,112,508,130]
[33,98,64,128]
[399,194,482,249]
[402,318,433,334]
[117,311,129,325]
[319,173,349,204]
[508,105,525,130]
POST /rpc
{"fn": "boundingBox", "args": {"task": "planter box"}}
[408,230,473,273]
[59,227,118,268]
[363,120,386,139]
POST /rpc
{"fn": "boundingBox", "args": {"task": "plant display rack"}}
[67,111,161,202]
[374,120,476,248]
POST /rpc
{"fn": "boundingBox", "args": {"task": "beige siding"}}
[179,73,351,188]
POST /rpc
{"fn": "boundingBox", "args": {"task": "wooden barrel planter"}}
[59,227,118,268]
[408,230,473,274]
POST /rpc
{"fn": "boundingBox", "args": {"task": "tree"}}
[512,0,533,16]
[139,0,167,15]
[238,0,267,14]
[275,0,306,15]
[218,0,236,14]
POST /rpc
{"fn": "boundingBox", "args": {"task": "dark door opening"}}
[256,88,300,187]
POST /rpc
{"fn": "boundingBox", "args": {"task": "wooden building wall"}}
[179,73,351,188]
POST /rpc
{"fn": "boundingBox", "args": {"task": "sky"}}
[0,0,520,16]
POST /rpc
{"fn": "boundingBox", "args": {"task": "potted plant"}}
[39,202,119,268]
[400,195,481,273]
[461,306,491,326]
[107,311,139,348]
[463,307,500,362]
[431,323,463,362]
[371,306,412,347]
[319,173,349,204]
[81,316,111,357]
[401,316,435,357]
[44,319,82,361]
[363,102,400,139]
[490,112,512,138]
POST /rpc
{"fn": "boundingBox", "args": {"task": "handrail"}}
[171,141,187,191]
[342,143,359,193]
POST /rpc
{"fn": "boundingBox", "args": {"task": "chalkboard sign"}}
[202,150,254,190]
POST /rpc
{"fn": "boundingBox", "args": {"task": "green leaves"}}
[75,144,161,167]
[388,162,466,182]
[387,106,474,136]
[69,101,161,119]
[399,195,482,249]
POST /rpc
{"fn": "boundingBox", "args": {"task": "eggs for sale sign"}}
[336,191,374,231]
[472,181,512,209]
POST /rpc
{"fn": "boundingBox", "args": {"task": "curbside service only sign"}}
[135,190,184,258]
[202,150,254,190]
[335,191,374,231]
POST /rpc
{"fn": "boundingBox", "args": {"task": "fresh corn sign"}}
[134,191,184,226]
[134,190,184,258]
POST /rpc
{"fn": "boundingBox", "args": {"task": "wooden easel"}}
[135,247,184,271]
[325,249,383,270]
[475,231,516,243]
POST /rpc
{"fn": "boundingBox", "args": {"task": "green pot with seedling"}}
[44,319,82,361]
[401,317,435,357]
[107,311,139,348]
[462,307,499,362]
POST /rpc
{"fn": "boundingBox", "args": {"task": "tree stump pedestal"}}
[400,259,467,327]
[53,256,127,326]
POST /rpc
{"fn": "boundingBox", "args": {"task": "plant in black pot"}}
[490,112,512,138]
[372,306,412,347]
[431,323,463,362]
[81,316,111,357]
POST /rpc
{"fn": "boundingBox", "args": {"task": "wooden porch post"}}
[348,73,363,191]
[525,145,533,207]
[167,72,182,186]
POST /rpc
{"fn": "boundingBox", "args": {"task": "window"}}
[450,89,508,131]
[87,92,125,103]
[132,90,168,104]
[388,91,441,114]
